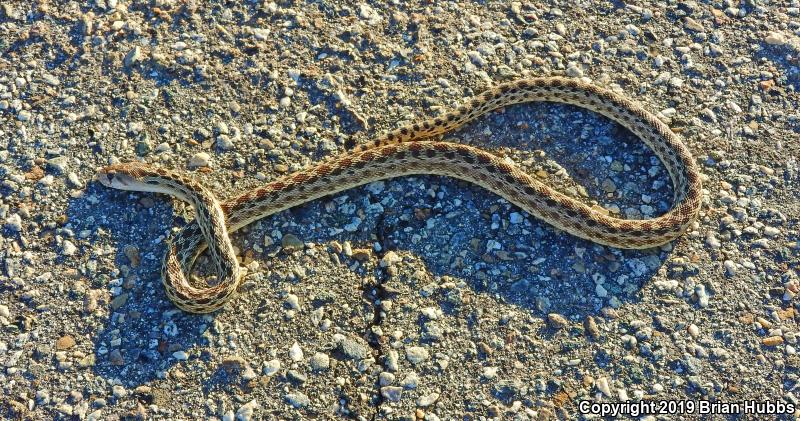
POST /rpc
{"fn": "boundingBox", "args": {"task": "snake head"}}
[95,163,148,190]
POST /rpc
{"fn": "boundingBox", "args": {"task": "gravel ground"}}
[1,0,799,419]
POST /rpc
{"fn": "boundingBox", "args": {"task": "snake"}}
[96,77,702,313]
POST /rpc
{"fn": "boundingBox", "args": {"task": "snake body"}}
[97,77,702,313]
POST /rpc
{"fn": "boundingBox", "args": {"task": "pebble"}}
[764,31,787,45]
[405,346,429,364]
[596,377,612,397]
[5,214,22,232]
[17,110,31,121]
[417,393,439,407]
[385,350,400,371]
[309,352,329,371]
[124,46,142,67]
[705,233,721,249]
[379,371,395,386]
[288,342,303,361]
[56,335,76,350]
[112,385,127,399]
[723,260,736,277]
[509,212,524,224]
[235,400,258,420]
[381,386,403,402]
[284,393,310,408]
[172,351,188,360]
[547,313,569,329]
[335,335,369,360]
[262,359,281,375]
[67,172,83,189]
[62,240,77,256]
[285,294,300,310]
[694,285,709,308]
[188,152,211,167]
[401,372,419,389]
[109,350,124,366]
[687,324,700,338]
[281,234,304,252]
[380,251,402,267]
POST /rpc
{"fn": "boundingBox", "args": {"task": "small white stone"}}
[172,351,188,360]
[687,324,700,338]
[482,366,499,379]
[379,371,395,386]
[380,386,403,402]
[235,399,258,421]
[723,260,736,277]
[124,46,141,67]
[5,214,22,232]
[112,385,127,398]
[289,342,303,361]
[417,392,439,407]
[62,240,77,256]
[764,31,787,45]
[188,152,211,168]
[509,212,524,224]
[379,251,401,267]
[596,377,612,397]
[285,393,310,408]
[309,353,329,371]
[262,359,281,375]
[285,294,300,310]
[405,346,429,364]
[705,233,721,249]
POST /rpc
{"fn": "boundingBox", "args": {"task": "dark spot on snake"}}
[463,155,475,164]
[586,219,599,227]
[401,128,409,135]
[504,174,516,184]
[445,151,455,159]
[423,121,431,129]
[396,151,406,160]
[524,186,536,195]
[434,118,443,126]
[411,149,421,158]
[447,114,455,121]
[545,197,558,207]
[477,154,490,164]
[413,124,420,132]
[425,149,436,158]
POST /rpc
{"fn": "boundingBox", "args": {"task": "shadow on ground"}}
[67,99,680,388]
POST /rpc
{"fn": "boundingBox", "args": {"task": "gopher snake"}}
[97,77,702,313]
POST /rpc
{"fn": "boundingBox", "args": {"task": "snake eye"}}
[106,172,116,183]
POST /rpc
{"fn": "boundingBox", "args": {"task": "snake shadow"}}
[70,99,690,387]
[67,182,219,387]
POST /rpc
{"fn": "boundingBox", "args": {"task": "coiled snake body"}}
[97,77,702,313]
